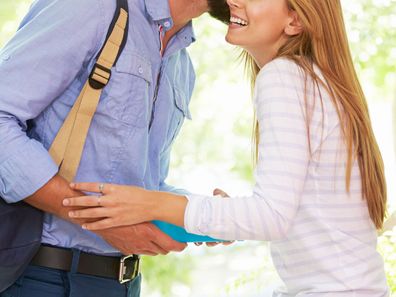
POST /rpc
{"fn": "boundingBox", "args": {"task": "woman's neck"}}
[247,37,288,68]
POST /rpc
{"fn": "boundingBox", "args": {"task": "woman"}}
[64,0,389,295]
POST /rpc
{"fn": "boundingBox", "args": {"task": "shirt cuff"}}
[184,194,210,236]
[159,182,191,196]
[0,139,58,203]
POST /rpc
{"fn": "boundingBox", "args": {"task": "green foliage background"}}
[1,1,395,296]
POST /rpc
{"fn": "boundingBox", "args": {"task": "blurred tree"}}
[343,0,396,157]
[344,0,396,90]
[0,1,31,45]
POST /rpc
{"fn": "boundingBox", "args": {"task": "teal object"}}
[152,221,222,243]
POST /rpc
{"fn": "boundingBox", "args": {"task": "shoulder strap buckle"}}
[89,63,112,89]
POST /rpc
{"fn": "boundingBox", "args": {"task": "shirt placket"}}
[148,25,166,130]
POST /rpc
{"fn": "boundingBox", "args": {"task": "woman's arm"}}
[63,183,189,230]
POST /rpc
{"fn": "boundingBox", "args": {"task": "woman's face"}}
[226,0,293,64]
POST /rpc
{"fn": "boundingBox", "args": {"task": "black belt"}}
[31,245,140,284]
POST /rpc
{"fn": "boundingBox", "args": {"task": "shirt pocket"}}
[165,87,192,149]
[101,51,152,128]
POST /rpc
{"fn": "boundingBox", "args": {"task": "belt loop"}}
[70,249,81,274]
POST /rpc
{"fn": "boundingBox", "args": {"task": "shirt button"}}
[138,67,143,74]
[164,21,171,28]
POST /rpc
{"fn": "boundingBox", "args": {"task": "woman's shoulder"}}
[255,57,328,98]
[256,57,304,82]
[254,57,306,99]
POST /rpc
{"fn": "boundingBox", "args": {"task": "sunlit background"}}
[1,1,396,296]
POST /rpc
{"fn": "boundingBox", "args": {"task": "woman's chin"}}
[225,34,241,47]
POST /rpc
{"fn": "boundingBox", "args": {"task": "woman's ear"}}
[285,10,303,36]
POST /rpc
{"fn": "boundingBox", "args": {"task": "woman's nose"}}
[227,0,241,8]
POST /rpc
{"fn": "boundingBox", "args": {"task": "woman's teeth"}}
[230,16,248,26]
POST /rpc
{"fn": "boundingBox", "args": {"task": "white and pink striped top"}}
[185,58,389,296]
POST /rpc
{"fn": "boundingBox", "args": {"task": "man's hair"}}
[208,0,230,24]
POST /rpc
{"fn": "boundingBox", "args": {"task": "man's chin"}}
[208,0,230,24]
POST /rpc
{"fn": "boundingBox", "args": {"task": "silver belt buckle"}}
[118,255,140,284]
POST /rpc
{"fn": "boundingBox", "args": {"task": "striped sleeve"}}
[184,59,312,241]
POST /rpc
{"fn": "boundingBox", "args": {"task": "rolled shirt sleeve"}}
[0,0,105,202]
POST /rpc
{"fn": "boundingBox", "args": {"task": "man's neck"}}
[162,0,207,51]
[162,25,185,55]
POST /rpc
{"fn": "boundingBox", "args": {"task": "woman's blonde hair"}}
[245,0,387,229]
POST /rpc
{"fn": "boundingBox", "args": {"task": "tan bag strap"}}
[49,7,128,182]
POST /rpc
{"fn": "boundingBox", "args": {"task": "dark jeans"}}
[0,264,141,297]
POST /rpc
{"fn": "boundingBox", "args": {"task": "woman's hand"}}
[63,182,158,230]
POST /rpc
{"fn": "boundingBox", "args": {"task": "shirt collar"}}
[144,0,172,22]
[177,21,196,45]
[144,0,196,44]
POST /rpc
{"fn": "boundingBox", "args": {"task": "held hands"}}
[97,223,186,256]
[63,182,234,247]
[63,182,156,230]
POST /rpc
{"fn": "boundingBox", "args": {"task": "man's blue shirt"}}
[0,0,195,254]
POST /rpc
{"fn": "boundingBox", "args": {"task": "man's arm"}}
[24,175,82,221]
[25,174,186,255]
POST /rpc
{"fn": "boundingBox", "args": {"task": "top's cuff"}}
[184,194,210,235]
[0,139,58,203]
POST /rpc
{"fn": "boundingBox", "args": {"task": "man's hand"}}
[96,222,187,256]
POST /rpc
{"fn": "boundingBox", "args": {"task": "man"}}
[0,0,229,296]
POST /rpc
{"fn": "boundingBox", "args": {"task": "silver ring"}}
[99,183,105,193]
[97,195,101,207]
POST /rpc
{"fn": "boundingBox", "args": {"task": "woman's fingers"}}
[81,218,119,230]
[70,182,113,194]
[82,217,152,232]
[69,206,114,219]
[213,188,229,198]
[63,195,112,207]
[206,241,234,247]
[222,241,235,246]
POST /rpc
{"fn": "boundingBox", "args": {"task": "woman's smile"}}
[229,15,249,28]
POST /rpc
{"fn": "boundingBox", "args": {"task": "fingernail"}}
[68,211,75,217]
[63,199,70,206]
[70,183,75,188]
[82,225,88,230]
